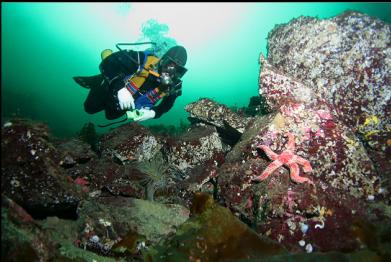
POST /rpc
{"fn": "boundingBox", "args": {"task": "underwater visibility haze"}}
[2,2,391,137]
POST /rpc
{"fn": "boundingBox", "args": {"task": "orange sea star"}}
[253,132,314,185]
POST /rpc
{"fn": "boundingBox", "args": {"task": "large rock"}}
[163,124,230,174]
[1,119,82,219]
[185,98,253,145]
[56,137,97,168]
[100,122,164,165]
[146,195,390,261]
[75,196,189,256]
[145,192,287,261]
[63,157,146,199]
[2,195,123,262]
[1,195,58,262]
[265,11,391,177]
[216,54,384,253]
[258,56,379,199]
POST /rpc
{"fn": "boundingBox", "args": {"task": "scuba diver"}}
[73,44,188,127]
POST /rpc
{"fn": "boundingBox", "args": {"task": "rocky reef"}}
[266,11,391,177]
[2,11,390,261]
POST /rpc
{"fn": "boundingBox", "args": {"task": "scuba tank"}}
[101,49,113,60]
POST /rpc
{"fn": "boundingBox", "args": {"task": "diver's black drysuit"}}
[73,50,182,120]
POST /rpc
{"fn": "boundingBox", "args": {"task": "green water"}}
[2,3,391,138]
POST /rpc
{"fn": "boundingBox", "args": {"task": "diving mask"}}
[159,57,187,80]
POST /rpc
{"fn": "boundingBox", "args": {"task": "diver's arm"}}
[152,91,182,119]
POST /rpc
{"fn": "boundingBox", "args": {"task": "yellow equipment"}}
[101,49,113,60]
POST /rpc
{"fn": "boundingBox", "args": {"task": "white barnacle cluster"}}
[298,240,313,253]
[137,135,162,162]
[290,81,315,104]
[98,218,112,227]
[3,121,12,128]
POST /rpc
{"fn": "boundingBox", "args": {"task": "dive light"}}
[98,109,144,128]
[126,109,144,120]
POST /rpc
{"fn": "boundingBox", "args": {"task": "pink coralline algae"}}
[74,177,89,186]
[253,132,314,185]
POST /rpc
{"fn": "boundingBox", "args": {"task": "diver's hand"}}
[133,108,156,122]
[117,87,135,110]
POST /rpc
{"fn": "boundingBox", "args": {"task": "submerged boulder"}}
[76,196,189,257]
[145,192,287,261]
[266,10,391,177]
[215,54,385,252]
[257,56,379,200]
[56,138,97,168]
[63,157,146,199]
[1,195,57,261]
[1,119,82,219]
[185,98,253,145]
[215,12,390,251]
[100,122,164,165]
[163,124,229,175]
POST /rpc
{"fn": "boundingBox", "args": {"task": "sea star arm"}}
[258,145,279,160]
[289,162,314,185]
[252,159,283,181]
[293,155,313,173]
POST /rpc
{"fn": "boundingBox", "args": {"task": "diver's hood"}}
[160,46,188,78]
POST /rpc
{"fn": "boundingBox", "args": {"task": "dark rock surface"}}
[163,124,230,175]
[145,192,288,261]
[1,119,82,219]
[99,122,164,165]
[185,98,253,146]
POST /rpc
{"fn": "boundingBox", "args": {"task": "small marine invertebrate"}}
[314,220,325,229]
[137,152,170,201]
[305,243,313,253]
[78,122,100,152]
[300,222,309,234]
[252,132,314,185]
[312,205,332,229]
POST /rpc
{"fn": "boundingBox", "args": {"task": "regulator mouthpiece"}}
[160,73,173,86]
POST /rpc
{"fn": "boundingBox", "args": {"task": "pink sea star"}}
[253,132,314,185]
